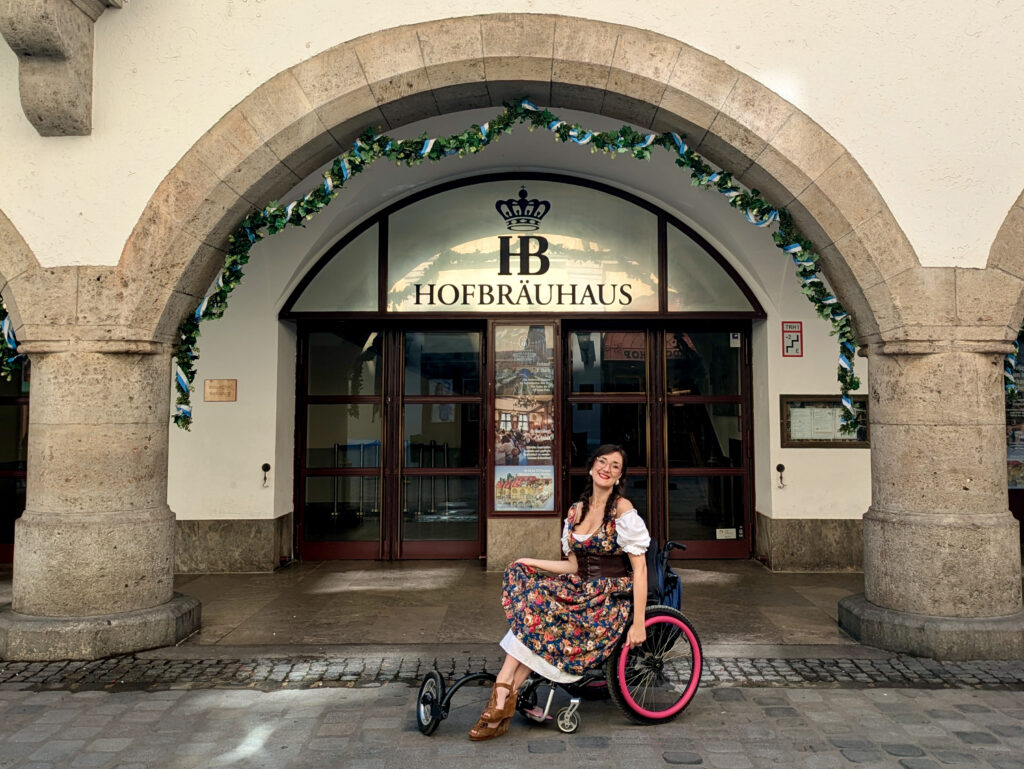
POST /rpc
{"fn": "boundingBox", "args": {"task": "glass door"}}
[297,323,484,559]
[399,330,483,558]
[565,328,651,520]
[664,327,751,558]
[562,324,752,558]
[0,363,28,563]
[299,326,384,559]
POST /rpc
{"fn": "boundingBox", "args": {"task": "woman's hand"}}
[513,558,535,568]
[626,623,646,649]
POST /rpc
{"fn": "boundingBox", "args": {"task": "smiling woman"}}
[467,443,650,740]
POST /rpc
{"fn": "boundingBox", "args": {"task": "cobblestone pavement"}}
[1,681,1023,769]
[2,653,1024,691]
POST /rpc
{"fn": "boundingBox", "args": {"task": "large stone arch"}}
[115,13,922,349]
[989,189,1024,338]
[0,207,43,335]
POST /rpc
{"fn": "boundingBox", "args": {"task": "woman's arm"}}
[515,552,577,575]
[625,551,647,648]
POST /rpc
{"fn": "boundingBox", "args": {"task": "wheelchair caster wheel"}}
[416,670,445,735]
[555,706,580,734]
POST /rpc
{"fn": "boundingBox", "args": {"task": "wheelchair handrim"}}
[615,613,701,719]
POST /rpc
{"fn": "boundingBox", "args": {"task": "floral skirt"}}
[501,562,633,677]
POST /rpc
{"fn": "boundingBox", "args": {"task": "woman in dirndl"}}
[468,443,650,741]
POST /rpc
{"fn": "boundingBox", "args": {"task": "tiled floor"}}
[167,559,866,652]
[1,559,864,653]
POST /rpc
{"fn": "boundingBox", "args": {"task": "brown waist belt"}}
[576,552,631,579]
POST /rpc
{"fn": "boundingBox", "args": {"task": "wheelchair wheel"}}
[556,706,580,734]
[416,670,445,735]
[606,605,702,725]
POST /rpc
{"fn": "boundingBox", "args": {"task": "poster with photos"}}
[494,465,555,512]
[495,325,554,397]
[494,396,554,465]
[1008,365,1024,488]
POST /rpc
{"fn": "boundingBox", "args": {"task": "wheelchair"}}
[415,540,702,735]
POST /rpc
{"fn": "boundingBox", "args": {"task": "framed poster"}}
[493,324,557,513]
[780,394,869,448]
[494,466,555,512]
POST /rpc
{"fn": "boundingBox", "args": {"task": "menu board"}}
[494,325,556,511]
[780,395,869,448]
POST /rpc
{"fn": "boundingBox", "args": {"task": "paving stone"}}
[899,761,943,769]
[840,749,884,763]
[954,731,1000,745]
[663,753,704,765]
[881,744,926,757]
[987,759,1024,769]
[931,750,981,764]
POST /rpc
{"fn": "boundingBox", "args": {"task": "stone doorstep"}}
[0,593,201,662]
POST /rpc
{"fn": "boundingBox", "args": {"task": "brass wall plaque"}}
[204,379,237,402]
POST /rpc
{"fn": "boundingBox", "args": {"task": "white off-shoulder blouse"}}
[560,508,651,557]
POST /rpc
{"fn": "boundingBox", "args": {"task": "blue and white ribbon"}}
[745,208,779,227]
[839,353,853,372]
[783,243,803,255]
[669,133,687,155]
[339,157,351,181]
[176,403,192,419]
[821,294,838,305]
[194,297,208,322]
[793,256,816,269]
[1,314,16,353]
[479,122,489,140]
[635,133,656,148]
[841,394,857,415]
[520,100,540,112]
[175,365,190,393]
[548,119,565,132]
[284,201,297,222]
[420,138,436,157]
[800,275,822,286]
[323,175,333,195]
[568,129,593,145]
[244,228,255,243]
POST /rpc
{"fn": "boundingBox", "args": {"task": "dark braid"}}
[573,444,629,530]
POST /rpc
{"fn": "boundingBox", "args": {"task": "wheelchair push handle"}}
[663,540,686,555]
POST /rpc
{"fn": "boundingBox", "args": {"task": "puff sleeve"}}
[561,516,572,556]
[615,509,651,555]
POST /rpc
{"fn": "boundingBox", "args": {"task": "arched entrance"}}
[3,15,1021,661]
[283,172,765,561]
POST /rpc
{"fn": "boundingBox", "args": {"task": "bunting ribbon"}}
[170,99,866,433]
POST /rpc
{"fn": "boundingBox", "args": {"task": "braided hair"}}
[573,444,629,531]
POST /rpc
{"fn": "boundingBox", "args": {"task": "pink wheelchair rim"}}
[615,613,702,719]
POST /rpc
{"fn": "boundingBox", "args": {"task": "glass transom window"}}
[284,176,762,318]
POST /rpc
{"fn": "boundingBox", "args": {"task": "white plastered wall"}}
[166,108,870,523]
[2,1,1023,270]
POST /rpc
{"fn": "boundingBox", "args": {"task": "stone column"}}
[0,342,199,660]
[839,344,1024,659]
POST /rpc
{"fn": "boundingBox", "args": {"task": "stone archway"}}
[3,14,1022,660]
[0,207,41,332]
[115,14,918,345]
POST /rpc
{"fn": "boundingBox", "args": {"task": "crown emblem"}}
[495,186,550,231]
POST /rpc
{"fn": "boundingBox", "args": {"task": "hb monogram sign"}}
[409,184,637,310]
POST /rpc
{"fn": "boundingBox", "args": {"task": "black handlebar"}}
[664,540,687,554]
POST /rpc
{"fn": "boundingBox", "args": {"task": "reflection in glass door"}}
[297,324,484,559]
[564,325,752,558]
[664,329,750,558]
[566,330,651,521]
[400,331,482,558]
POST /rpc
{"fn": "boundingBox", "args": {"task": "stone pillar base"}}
[0,594,200,661]
[839,593,1024,660]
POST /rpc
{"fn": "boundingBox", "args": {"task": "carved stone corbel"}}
[0,0,122,136]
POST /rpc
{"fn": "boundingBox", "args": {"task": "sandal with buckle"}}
[468,682,517,741]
